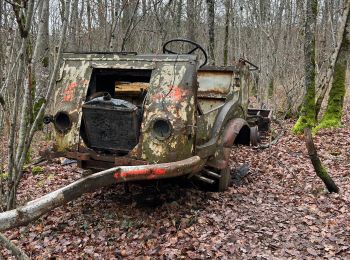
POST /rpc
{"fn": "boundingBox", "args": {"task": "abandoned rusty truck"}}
[43,39,271,192]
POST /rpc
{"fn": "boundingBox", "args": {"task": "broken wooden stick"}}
[304,128,339,193]
[0,232,29,259]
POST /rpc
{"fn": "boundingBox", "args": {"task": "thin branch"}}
[0,233,29,259]
[3,0,23,8]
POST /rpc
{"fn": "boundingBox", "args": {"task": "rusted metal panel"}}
[196,108,220,144]
[238,63,251,118]
[49,53,198,156]
[50,59,92,151]
[198,99,225,113]
[247,108,272,131]
[114,157,147,166]
[137,62,197,163]
[195,68,244,146]
[198,70,233,98]
[203,118,250,170]
[196,98,246,159]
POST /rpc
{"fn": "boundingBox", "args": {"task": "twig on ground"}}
[0,233,29,259]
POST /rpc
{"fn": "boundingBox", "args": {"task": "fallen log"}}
[0,166,117,231]
[0,156,202,231]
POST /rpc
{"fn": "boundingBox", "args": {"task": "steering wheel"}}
[162,38,208,68]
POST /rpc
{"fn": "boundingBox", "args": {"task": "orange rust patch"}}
[152,86,189,102]
[114,168,167,180]
[63,82,77,102]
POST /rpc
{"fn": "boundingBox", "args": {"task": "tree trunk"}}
[86,0,92,51]
[315,2,350,131]
[206,0,215,65]
[315,1,350,118]
[69,0,79,51]
[176,0,183,36]
[0,167,117,231]
[120,0,140,52]
[292,0,317,134]
[33,0,49,127]
[223,0,231,65]
[108,0,121,51]
[6,0,35,210]
[6,0,72,210]
[304,128,339,193]
[187,0,195,41]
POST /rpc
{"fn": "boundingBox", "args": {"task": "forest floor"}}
[1,109,350,259]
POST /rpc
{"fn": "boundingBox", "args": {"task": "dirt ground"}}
[1,112,350,259]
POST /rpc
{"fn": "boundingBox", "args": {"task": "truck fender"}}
[205,118,250,170]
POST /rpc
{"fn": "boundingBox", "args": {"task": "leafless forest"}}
[0,0,349,258]
[0,0,347,114]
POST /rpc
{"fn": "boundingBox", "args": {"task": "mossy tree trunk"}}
[314,3,350,132]
[315,2,350,118]
[304,128,339,193]
[292,0,339,192]
[292,0,317,134]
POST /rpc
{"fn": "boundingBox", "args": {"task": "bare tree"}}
[206,0,215,65]
[33,0,50,111]
[6,0,36,210]
[187,0,195,41]
[292,0,317,133]
[4,0,73,210]
[223,0,231,65]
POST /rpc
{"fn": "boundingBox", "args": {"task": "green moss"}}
[42,56,49,68]
[268,79,274,97]
[311,0,318,16]
[25,147,32,164]
[317,163,339,193]
[0,172,8,180]
[32,97,46,129]
[292,82,316,134]
[314,60,346,133]
[32,166,44,175]
[293,22,317,134]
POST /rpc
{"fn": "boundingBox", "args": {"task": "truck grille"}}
[82,96,141,152]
